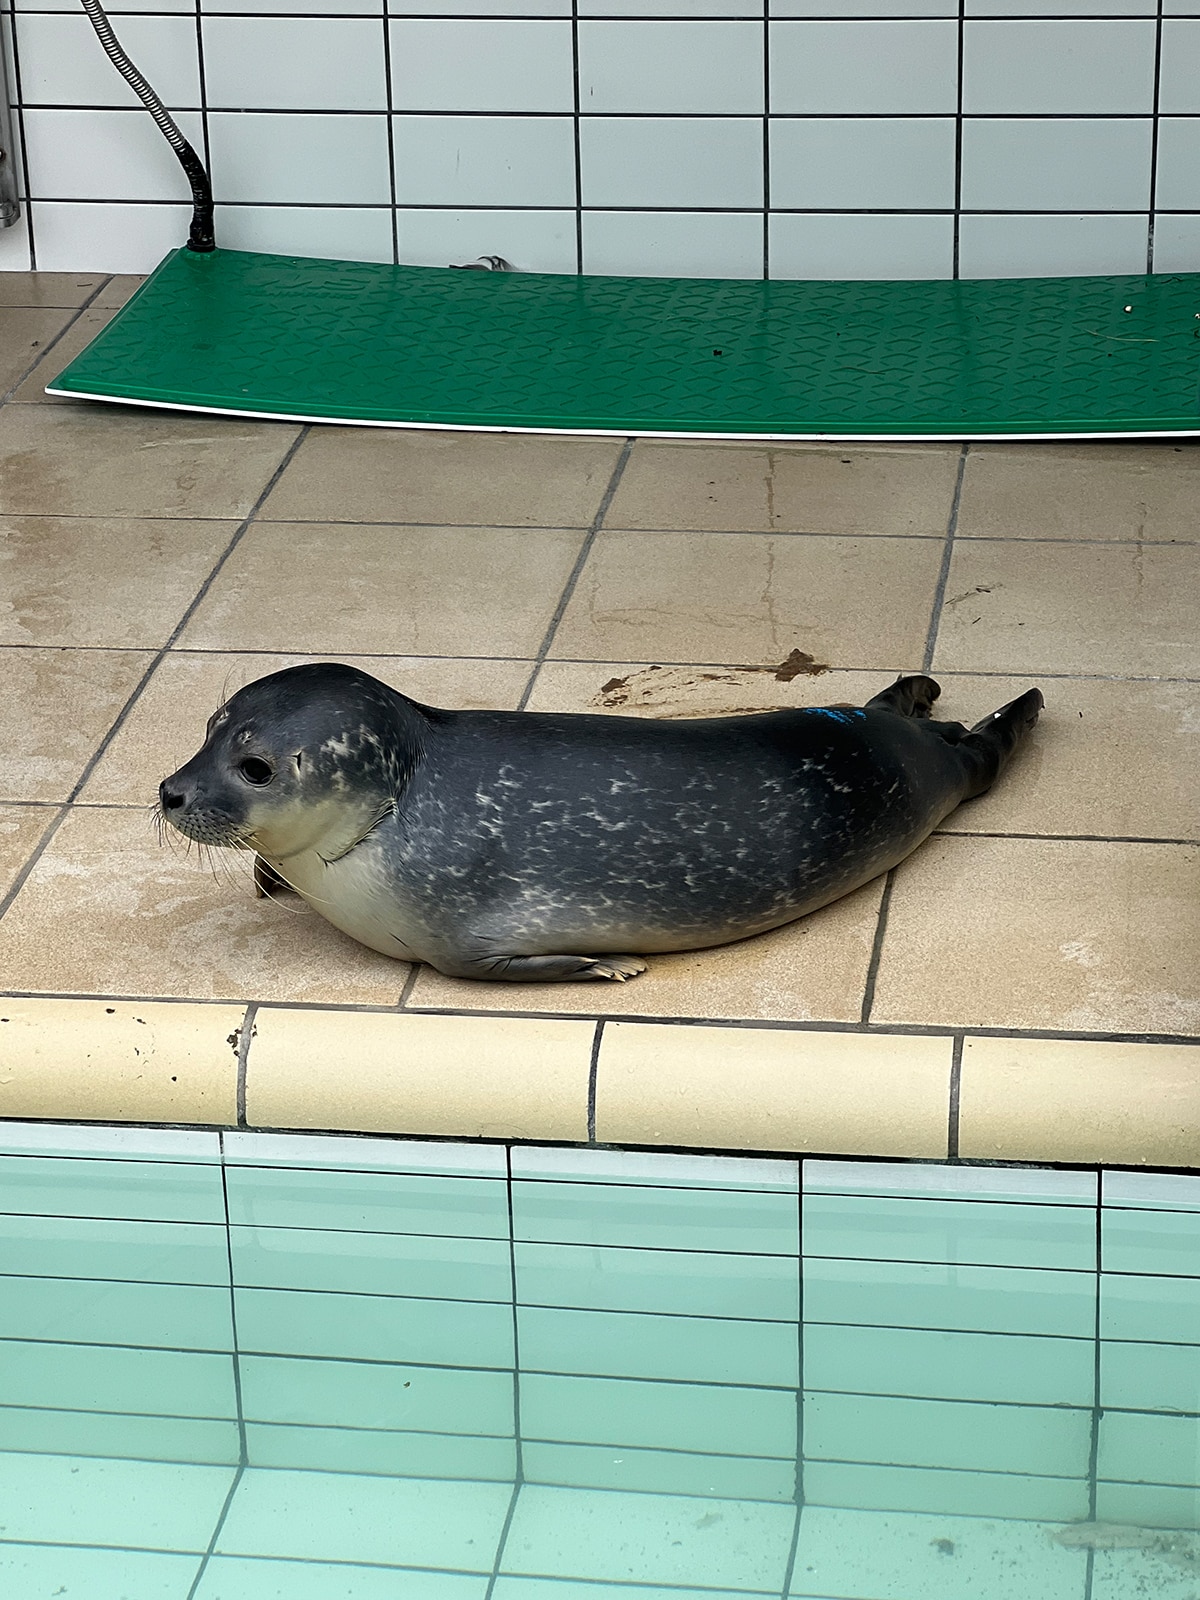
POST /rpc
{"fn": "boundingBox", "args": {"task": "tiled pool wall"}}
[3,4,1200,277]
[2,1121,1200,1598]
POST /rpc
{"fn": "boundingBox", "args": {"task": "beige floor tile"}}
[959,443,1200,542]
[82,650,535,804]
[0,648,152,802]
[0,807,408,1004]
[177,522,583,655]
[932,539,1200,677]
[871,836,1200,1035]
[10,307,116,403]
[260,428,624,527]
[551,531,945,669]
[0,998,241,1126]
[0,806,54,898]
[606,441,960,534]
[595,1024,952,1156]
[92,276,145,310]
[246,1008,593,1140]
[0,308,78,394]
[0,406,301,518]
[937,675,1199,841]
[0,516,236,647]
[525,661,899,719]
[958,1036,1200,1166]
[407,878,884,1024]
[0,273,105,309]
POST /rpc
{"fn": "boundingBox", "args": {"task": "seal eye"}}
[238,757,275,786]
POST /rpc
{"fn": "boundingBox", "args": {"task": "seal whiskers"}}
[159,664,1043,983]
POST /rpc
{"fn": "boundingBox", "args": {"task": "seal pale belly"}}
[158,665,1043,983]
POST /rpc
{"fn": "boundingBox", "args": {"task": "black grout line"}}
[947,1034,964,1159]
[484,1151,525,1600]
[921,441,969,673]
[570,0,583,275]
[857,869,895,1026]
[1082,1185,1102,1600]
[952,0,965,279]
[235,1002,257,1129]
[516,436,635,711]
[586,1019,604,1143]
[1146,0,1165,275]
[381,4,400,267]
[396,964,422,1008]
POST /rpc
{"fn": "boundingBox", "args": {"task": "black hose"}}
[79,0,215,251]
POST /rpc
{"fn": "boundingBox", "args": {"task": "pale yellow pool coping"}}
[1,996,1198,1169]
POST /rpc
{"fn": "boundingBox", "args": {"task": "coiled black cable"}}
[79,0,215,251]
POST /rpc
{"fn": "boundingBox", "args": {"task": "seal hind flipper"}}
[956,688,1045,799]
[866,674,942,718]
[445,952,648,983]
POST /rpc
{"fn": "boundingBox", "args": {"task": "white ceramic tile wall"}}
[3,3,1200,278]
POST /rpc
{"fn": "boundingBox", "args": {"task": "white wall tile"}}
[24,108,204,201]
[582,209,763,277]
[1159,22,1200,115]
[14,14,200,107]
[960,119,1153,212]
[962,21,1157,116]
[1155,119,1200,211]
[393,116,576,208]
[580,0,761,11]
[397,207,577,273]
[1152,213,1200,272]
[580,118,763,208]
[769,212,954,278]
[31,200,191,271]
[769,21,959,115]
[15,0,194,13]
[578,22,763,115]
[0,222,32,271]
[774,0,956,13]
[968,0,1155,12]
[202,18,387,111]
[770,118,955,210]
[390,20,575,114]
[214,205,395,262]
[209,113,391,205]
[390,0,570,12]
[958,213,1149,278]
[205,0,381,12]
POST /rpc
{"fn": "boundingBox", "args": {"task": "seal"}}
[158,664,1043,983]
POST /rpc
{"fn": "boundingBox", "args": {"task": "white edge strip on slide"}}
[41,385,1200,442]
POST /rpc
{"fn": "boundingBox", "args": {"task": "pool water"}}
[0,1124,1197,1600]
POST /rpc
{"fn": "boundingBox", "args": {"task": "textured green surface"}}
[49,246,1200,436]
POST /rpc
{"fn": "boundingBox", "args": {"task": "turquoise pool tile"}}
[0,1545,204,1599]
[804,1258,1094,1337]
[245,1422,517,1479]
[1095,1479,1200,1529]
[223,1130,506,1176]
[1102,1340,1200,1413]
[789,1506,1089,1600]
[240,1354,514,1435]
[1092,1545,1200,1600]
[802,1461,1088,1522]
[215,1467,513,1568]
[235,1286,515,1367]
[0,1274,234,1351]
[0,1450,235,1549]
[515,1241,799,1322]
[512,1181,799,1255]
[0,1122,222,1162]
[805,1160,1095,1206]
[512,1146,798,1192]
[1101,1273,1200,1344]
[519,1372,796,1459]
[231,1225,512,1301]
[501,1483,797,1590]
[522,1440,795,1501]
[0,1213,229,1284]
[195,1558,490,1599]
[1103,1171,1200,1211]
[0,1153,225,1223]
[224,1165,509,1237]
[1097,1411,1200,1487]
[0,1340,236,1417]
[518,1305,798,1387]
[494,1586,764,1600]
[0,1404,240,1464]
[802,1193,1096,1270]
[803,1392,1092,1478]
[1104,1208,1200,1275]
[804,1323,1094,1406]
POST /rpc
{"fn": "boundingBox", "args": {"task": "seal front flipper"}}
[436,952,649,983]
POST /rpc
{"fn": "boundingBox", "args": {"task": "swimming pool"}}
[1,1121,1197,1599]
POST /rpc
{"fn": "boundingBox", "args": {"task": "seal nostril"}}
[159,783,186,812]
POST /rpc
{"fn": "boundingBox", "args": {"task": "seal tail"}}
[866,674,942,719]
[956,688,1044,799]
